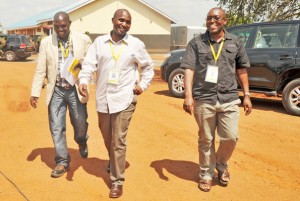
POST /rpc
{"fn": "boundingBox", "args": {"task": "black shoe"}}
[79,143,88,158]
[51,165,69,178]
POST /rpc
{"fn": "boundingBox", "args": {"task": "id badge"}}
[205,65,219,83]
[108,68,120,84]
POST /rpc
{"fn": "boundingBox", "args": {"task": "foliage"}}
[218,0,300,27]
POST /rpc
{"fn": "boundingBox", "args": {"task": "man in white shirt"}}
[78,9,154,198]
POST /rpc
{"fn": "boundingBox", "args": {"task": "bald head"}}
[53,11,71,40]
[111,9,132,42]
[207,7,226,19]
[206,7,227,39]
[54,11,70,22]
[113,9,131,19]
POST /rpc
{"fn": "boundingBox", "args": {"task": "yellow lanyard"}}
[109,41,124,63]
[59,34,71,58]
[59,41,70,58]
[208,39,224,64]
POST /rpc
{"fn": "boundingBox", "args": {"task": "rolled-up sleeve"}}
[180,41,197,70]
[236,38,250,69]
[135,41,154,91]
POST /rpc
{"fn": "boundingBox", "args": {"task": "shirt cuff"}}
[79,78,89,85]
[138,82,147,91]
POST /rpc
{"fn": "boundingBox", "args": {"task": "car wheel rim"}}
[6,52,14,60]
[172,74,184,93]
[289,86,300,110]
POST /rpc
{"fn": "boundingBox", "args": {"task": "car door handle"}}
[278,55,293,60]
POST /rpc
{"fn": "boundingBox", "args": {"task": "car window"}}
[253,24,298,48]
[15,37,21,44]
[227,27,253,47]
[21,35,31,46]
[7,35,14,43]
[283,24,298,48]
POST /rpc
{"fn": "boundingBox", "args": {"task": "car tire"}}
[168,68,185,98]
[4,50,16,61]
[282,78,300,116]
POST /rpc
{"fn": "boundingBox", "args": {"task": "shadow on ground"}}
[27,147,130,188]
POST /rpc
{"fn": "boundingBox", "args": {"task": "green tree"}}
[218,0,300,27]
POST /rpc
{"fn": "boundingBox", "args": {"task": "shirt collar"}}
[202,30,233,42]
[105,31,128,44]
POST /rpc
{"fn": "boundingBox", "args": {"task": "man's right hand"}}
[79,84,88,97]
[30,96,39,108]
[183,96,194,115]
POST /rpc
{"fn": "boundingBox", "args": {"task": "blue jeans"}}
[48,86,88,167]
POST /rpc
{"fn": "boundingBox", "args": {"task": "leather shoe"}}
[79,143,88,158]
[109,184,123,198]
[51,165,69,178]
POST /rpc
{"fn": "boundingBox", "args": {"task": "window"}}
[228,27,253,47]
[283,24,298,48]
[253,24,298,48]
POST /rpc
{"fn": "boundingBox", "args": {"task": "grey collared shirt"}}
[181,31,250,104]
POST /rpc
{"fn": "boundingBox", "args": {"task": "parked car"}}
[160,20,300,116]
[0,34,34,61]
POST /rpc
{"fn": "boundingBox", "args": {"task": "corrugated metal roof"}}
[139,0,177,24]
[6,0,177,30]
[37,0,95,23]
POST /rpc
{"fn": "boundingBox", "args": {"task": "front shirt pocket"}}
[198,48,212,66]
[225,46,238,63]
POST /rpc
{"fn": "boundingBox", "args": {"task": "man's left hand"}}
[243,96,252,115]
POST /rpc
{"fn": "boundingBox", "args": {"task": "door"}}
[246,24,298,90]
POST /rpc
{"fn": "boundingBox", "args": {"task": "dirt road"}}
[0,56,299,201]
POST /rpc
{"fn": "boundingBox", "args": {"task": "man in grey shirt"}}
[181,7,252,192]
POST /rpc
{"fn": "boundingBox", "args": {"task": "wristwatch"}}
[244,92,251,97]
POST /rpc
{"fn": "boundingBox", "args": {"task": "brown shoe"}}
[109,184,123,198]
[218,169,230,186]
[51,165,69,178]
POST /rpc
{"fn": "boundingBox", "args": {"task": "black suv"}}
[0,34,33,61]
[160,20,300,116]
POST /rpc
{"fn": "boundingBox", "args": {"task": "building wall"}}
[69,0,171,53]
[70,0,171,35]
[88,33,170,53]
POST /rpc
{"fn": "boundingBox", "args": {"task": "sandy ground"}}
[0,55,300,201]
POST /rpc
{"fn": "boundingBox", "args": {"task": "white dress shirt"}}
[79,33,154,113]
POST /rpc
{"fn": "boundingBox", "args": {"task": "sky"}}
[0,0,219,30]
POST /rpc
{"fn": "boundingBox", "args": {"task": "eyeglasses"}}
[54,24,68,30]
[206,17,223,22]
